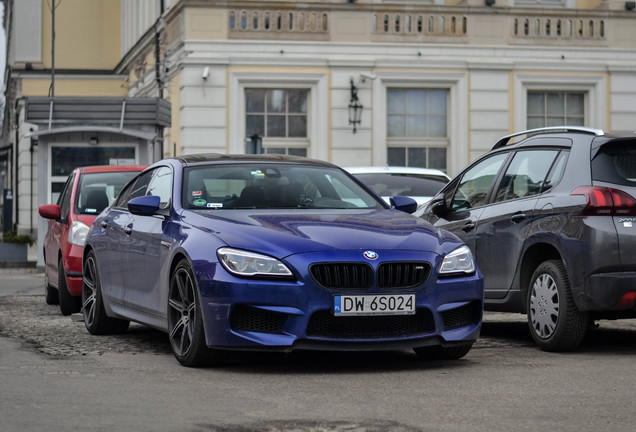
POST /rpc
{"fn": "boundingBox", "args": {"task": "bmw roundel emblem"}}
[364,251,378,260]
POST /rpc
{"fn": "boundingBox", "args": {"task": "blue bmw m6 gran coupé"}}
[82,154,483,367]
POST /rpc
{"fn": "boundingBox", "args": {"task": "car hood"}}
[180,208,461,259]
[76,214,98,226]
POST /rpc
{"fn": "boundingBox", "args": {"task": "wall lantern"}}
[348,78,363,134]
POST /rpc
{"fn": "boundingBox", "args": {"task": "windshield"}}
[183,164,385,210]
[76,171,139,215]
[353,173,448,197]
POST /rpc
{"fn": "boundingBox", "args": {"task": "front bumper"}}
[195,250,484,351]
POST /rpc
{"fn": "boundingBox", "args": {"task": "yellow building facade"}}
[1,0,636,266]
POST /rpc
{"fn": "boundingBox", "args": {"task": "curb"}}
[0,261,37,269]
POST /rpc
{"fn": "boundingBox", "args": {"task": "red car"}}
[38,165,146,315]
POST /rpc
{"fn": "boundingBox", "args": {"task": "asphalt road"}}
[1,268,636,432]
[0,267,44,296]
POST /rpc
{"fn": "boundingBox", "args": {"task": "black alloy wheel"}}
[527,260,588,351]
[82,251,130,335]
[168,259,226,367]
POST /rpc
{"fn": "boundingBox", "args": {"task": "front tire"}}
[82,251,130,335]
[58,258,81,315]
[44,273,59,305]
[527,260,588,351]
[414,343,474,361]
[168,259,226,367]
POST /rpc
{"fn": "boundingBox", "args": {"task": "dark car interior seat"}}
[236,185,266,208]
[84,189,109,214]
[278,183,305,207]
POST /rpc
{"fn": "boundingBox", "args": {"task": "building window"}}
[387,89,448,170]
[527,92,584,129]
[263,148,307,157]
[516,0,563,4]
[245,89,308,156]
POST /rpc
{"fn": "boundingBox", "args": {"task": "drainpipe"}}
[13,111,19,231]
[154,0,165,161]
[50,0,56,97]
[29,135,38,233]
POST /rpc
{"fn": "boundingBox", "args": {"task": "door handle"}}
[124,224,133,235]
[461,222,475,232]
[510,213,526,223]
[100,220,108,228]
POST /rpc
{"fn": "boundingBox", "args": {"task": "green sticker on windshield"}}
[193,198,207,207]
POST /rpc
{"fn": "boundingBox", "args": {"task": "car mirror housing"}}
[38,204,61,220]
[390,196,418,214]
[128,195,162,216]
[430,198,449,217]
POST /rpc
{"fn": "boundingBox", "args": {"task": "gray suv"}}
[421,126,636,351]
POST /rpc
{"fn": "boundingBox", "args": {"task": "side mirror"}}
[39,204,61,220]
[430,197,449,217]
[128,195,162,216]
[390,196,418,214]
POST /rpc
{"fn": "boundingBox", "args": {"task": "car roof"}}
[491,126,605,150]
[344,166,450,179]
[78,165,147,174]
[174,153,338,168]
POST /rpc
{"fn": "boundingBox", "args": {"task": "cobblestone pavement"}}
[0,295,172,357]
[2,287,636,359]
[0,293,531,359]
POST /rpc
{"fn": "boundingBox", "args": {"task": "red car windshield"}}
[75,171,139,215]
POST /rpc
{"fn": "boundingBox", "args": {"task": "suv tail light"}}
[571,186,636,216]
[616,292,636,308]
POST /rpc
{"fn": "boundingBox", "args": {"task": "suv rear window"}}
[592,141,636,186]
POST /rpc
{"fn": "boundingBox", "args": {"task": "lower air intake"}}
[441,301,481,330]
[306,309,435,339]
[231,305,285,334]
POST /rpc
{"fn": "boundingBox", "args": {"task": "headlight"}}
[68,221,90,246]
[439,245,475,275]
[217,247,293,278]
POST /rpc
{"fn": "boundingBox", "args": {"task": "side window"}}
[127,171,153,201]
[146,166,173,209]
[115,166,172,209]
[450,153,508,212]
[58,173,75,221]
[544,151,568,192]
[114,178,137,208]
[493,150,560,203]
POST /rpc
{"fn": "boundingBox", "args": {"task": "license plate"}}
[333,294,415,316]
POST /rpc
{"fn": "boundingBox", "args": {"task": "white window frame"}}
[513,73,607,131]
[508,0,575,7]
[372,72,469,175]
[228,71,329,160]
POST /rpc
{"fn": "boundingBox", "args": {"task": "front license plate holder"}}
[333,294,415,316]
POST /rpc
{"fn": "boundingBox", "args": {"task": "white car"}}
[345,166,450,214]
